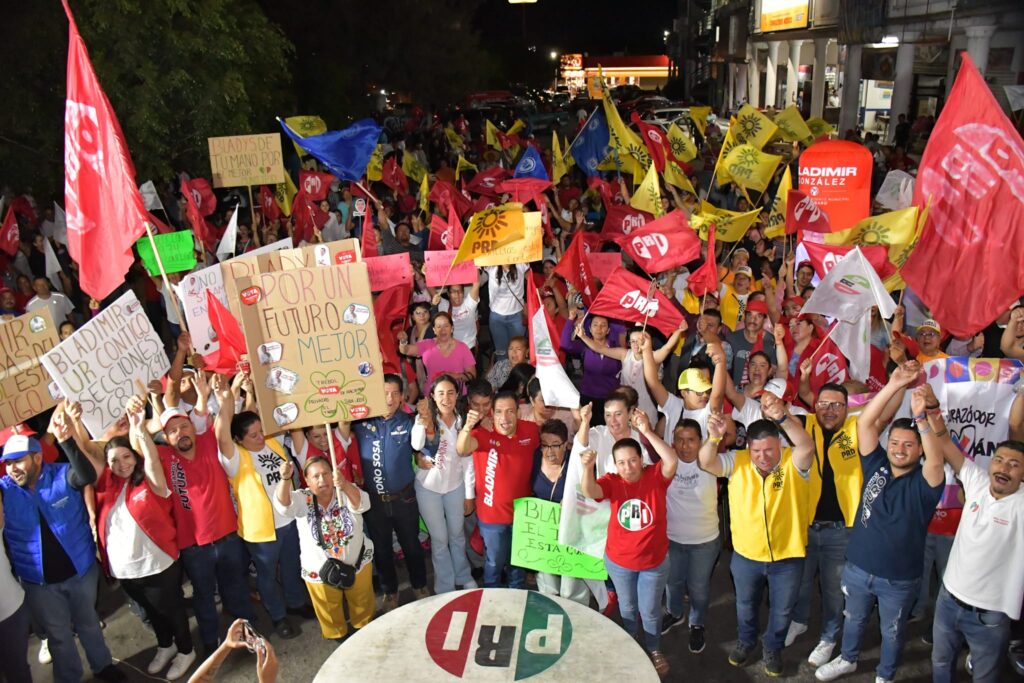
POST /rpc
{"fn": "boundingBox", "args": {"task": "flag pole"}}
[246,185,257,236]
[144,221,189,339]
[325,422,344,503]
[562,107,598,162]
[808,322,840,363]
[640,276,658,335]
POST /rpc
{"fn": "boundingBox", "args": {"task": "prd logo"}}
[617,499,653,531]
[425,590,572,680]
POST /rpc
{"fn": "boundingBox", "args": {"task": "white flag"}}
[216,206,239,262]
[51,202,68,246]
[527,287,579,409]
[43,238,63,292]
[831,313,872,383]
[139,180,165,213]
[875,170,915,211]
[802,247,896,323]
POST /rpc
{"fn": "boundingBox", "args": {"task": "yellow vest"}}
[728,448,810,562]
[719,285,746,331]
[805,414,863,527]
[229,438,289,543]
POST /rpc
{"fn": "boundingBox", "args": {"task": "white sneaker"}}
[462,580,479,589]
[808,640,836,667]
[874,678,893,683]
[148,645,178,674]
[785,621,808,647]
[815,655,857,681]
[165,650,197,681]
[38,638,51,665]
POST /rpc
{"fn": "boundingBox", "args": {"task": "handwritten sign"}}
[511,497,607,580]
[0,308,60,429]
[364,253,412,292]
[208,133,285,188]
[136,230,197,276]
[425,250,477,287]
[588,252,622,282]
[236,264,387,433]
[473,211,543,266]
[279,239,361,271]
[41,291,169,438]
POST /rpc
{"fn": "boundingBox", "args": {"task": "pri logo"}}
[303,174,322,196]
[425,590,571,679]
[619,289,659,317]
[64,99,103,237]
[815,352,846,384]
[619,212,647,235]
[616,499,653,531]
[191,188,203,207]
[645,129,663,146]
[630,233,669,260]
[833,274,870,296]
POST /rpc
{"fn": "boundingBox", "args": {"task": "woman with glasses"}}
[530,420,577,600]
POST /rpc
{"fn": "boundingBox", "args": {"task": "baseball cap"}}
[919,319,941,334]
[2,435,41,462]
[760,379,787,400]
[783,296,805,308]
[746,299,769,315]
[159,407,190,429]
[732,247,749,257]
[734,266,754,279]
[678,368,713,393]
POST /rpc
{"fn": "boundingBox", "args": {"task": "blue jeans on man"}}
[245,521,308,622]
[730,553,803,652]
[838,561,919,681]
[665,537,720,626]
[792,522,851,643]
[477,521,524,588]
[606,554,671,653]
[932,585,1010,683]
[913,531,955,620]
[180,532,256,647]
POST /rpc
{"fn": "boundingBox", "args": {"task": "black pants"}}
[120,560,193,654]
[363,487,427,594]
[0,600,31,682]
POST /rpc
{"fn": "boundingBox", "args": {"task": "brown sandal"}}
[650,650,670,677]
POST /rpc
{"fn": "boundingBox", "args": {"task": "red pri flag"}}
[63,0,148,299]
[553,232,596,306]
[186,178,217,216]
[686,227,718,297]
[428,201,465,251]
[201,290,246,374]
[360,201,378,258]
[599,204,652,240]
[787,189,831,237]
[631,112,668,173]
[588,267,684,335]
[259,185,281,221]
[382,156,409,196]
[294,190,329,244]
[375,284,411,374]
[429,180,473,219]
[614,209,701,275]
[903,52,1024,337]
[465,167,509,198]
[179,178,211,248]
[299,171,334,201]
[802,241,896,281]
[0,207,19,256]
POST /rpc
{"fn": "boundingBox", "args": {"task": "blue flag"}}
[569,108,611,177]
[279,118,382,182]
[513,145,549,181]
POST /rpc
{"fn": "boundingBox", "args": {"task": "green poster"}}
[511,497,607,580]
[136,230,197,276]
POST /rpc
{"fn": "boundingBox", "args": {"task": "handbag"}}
[311,495,365,589]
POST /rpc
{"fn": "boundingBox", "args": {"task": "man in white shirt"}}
[25,276,74,326]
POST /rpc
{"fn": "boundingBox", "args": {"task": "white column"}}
[786,40,804,106]
[965,25,997,75]
[736,63,749,108]
[838,44,863,134]
[766,41,782,108]
[810,38,830,118]
[748,43,762,108]
[885,40,916,143]
[728,64,736,111]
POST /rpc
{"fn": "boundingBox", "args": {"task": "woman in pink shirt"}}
[398,312,477,389]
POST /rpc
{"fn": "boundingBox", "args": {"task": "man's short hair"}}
[383,373,404,391]
[676,418,702,440]
[493,389,518,406]
[746,419,781,443]
[889,417,922,445]
[818,383,849,402]
[466,379,493,401]
[996,440,1024,458]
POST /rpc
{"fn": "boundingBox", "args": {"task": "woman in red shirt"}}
[579,410,679,678]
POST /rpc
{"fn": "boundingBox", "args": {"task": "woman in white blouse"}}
[485,264,529,361]
[273,456,374,641]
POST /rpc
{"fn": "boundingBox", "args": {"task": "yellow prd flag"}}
[452,203,527,267]
[485,120,502,151]
[733,104,778,150]
[444,127,465,151]
[630,163,664,217]
[884,201,928,291]
[693,203,762,242]
[823,206,920,290]
[667,123,698,162]
[474,212,543,266]
[773,106,815,145]
[402,150,427,184]
[722,144,782,193]
[713,128,738,186]
[418,173,430,214]
[599,68,651,171]
[689,107,711,138]
[551,132,568,185]
[664,159,697,195]
[562,134,575,169]
[455,156,478,181]
[507,119,526,137]
[283,115,327,157]
[273,172,298,217]
[367,145,383,182]
[764,165,792,239]
[806,117,835,139]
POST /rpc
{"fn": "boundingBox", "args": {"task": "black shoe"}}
[274,619,299,639]
[729,642,753,667]
[762,649,783,677]
[660,611,685,635]
[688,625,706,654]
[96,664,126,682]
[287,604,316,620]
[922,629,934,645]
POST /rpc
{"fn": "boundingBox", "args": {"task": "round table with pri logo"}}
[313,588,659,682]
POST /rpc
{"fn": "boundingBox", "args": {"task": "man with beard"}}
[725,300,777,388]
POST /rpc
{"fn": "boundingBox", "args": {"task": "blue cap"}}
[2,435,41,461]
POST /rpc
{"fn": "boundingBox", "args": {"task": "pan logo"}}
[425,590,572,679]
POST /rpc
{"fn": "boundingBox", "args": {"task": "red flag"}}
[786,189,831,237]
[361,202,378,257]
[687,228,718,297]
[429,180,473,219]
[201,289,247,374]
[599,204,652,241]
[428,201,464,251]
[903,52,1024,337]
[179,178,211,249]
[802,241,896,281]
[186,178,217,216]
[465,167,510,198]
[375,284,411,374]
[382,156,409,196]
[9,196,37,225]
[526,283,566,366]
[0,207,19,256]
[294,190,329,244]
[147,212,173,235]
[260,185,281,221]
[807,333,849,398]
[553,232,596,306]
[614,210,701,275]
[588,267,684,335]
[631,112,669,173]
[496,178,551,205]
[588,177,617,209]
[63,0,148,299]
[299,171,334,201]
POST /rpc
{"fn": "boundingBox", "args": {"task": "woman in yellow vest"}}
[213,374,314,640]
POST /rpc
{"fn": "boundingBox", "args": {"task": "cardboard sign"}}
[473,211,543,266]
[208,133,285,188]
[221,249,288,325]
[41,291,169,438]
[236,263,387,432]
[279,239,361,271]
[511,497,607,580]
[364,253,412,292]
[587,252,621,282]
[799,140,872,232]
[179,238,291,354]
[136,230,197,276]
[0,308,60,429]
[424,250,477,287]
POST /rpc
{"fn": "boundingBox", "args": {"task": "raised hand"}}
[774,323,787,346]
[631,410,652,435]
[579,448,597,469]
[464,409,482,430]
[279,460,295,481]
[891,360,922,388]
[707,412,727,440]
[578,402,593,426]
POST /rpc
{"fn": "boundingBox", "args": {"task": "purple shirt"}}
[560,321,623,398]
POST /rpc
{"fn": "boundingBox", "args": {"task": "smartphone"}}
[241,621,266,656]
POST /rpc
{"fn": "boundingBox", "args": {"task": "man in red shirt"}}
[456,390,540,588]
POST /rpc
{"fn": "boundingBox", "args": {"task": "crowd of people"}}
[1,94,1023,683]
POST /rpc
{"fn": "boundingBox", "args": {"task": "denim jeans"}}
[415,480,475,593]
[665,536,721,627]
[913,531,955,620]
[489,310,525,359]
[245,521,308,622]
[0,600,31,682]
[363,488,428,594]
[932,585,1010,683]
[838,562,919,681]
[22,562,112,683]
[792,522,851,643]
[605,554,671,653]
[180,532,256,646]
[730,552,803,652]
[477,520,525,588]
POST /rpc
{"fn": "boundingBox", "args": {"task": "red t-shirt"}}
[597,464,672,571]
[471,421,540,525]
[159,430,238,548]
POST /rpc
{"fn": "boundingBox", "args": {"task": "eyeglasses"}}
[816,400,847,411]
[540,442,565,451]
[918,331,939,338]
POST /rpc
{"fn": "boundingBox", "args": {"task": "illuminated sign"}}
[760,0,809,32]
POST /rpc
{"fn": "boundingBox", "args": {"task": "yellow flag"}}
[713,128,738,186]
[764,166,792,239]
[452,204,527,266]
[632,157,647,186]
[283,115,327,157]
[402,150,427,184]
[823,206,920,290]
[806,117,835,139]
[367,145,383,182]
[694,203,762,242]
[419,173,430,214]
[273,172,298,217]
[444,127,465,151]
[630,163,663,217]
[455,156,478,181]
[663,160,697,195]
[884,201,928,291]
[551,132,568,185]
[599,69,651,171]
[474,212,543,266]
[733,104,778,150]
[667,123,698,162]
[773,106,814,145]
[562,134,575,169]
[722,144,782,193]
[485,120,502,151]
[689,107,711,138]
[507,119,526,136]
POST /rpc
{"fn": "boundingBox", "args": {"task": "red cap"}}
[746,299,769,315]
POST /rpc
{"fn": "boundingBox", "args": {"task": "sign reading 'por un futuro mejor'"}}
[237,263,387,433]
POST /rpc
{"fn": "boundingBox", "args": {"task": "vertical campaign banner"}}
[798,140,873,232]
[41,291,169,437]
[0,308,60,429]
[236,263,387,433]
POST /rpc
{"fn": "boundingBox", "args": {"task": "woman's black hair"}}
[499,362,536,400]
[231,411,262,443]
[104,436,145,487]
[426,374,461,428]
